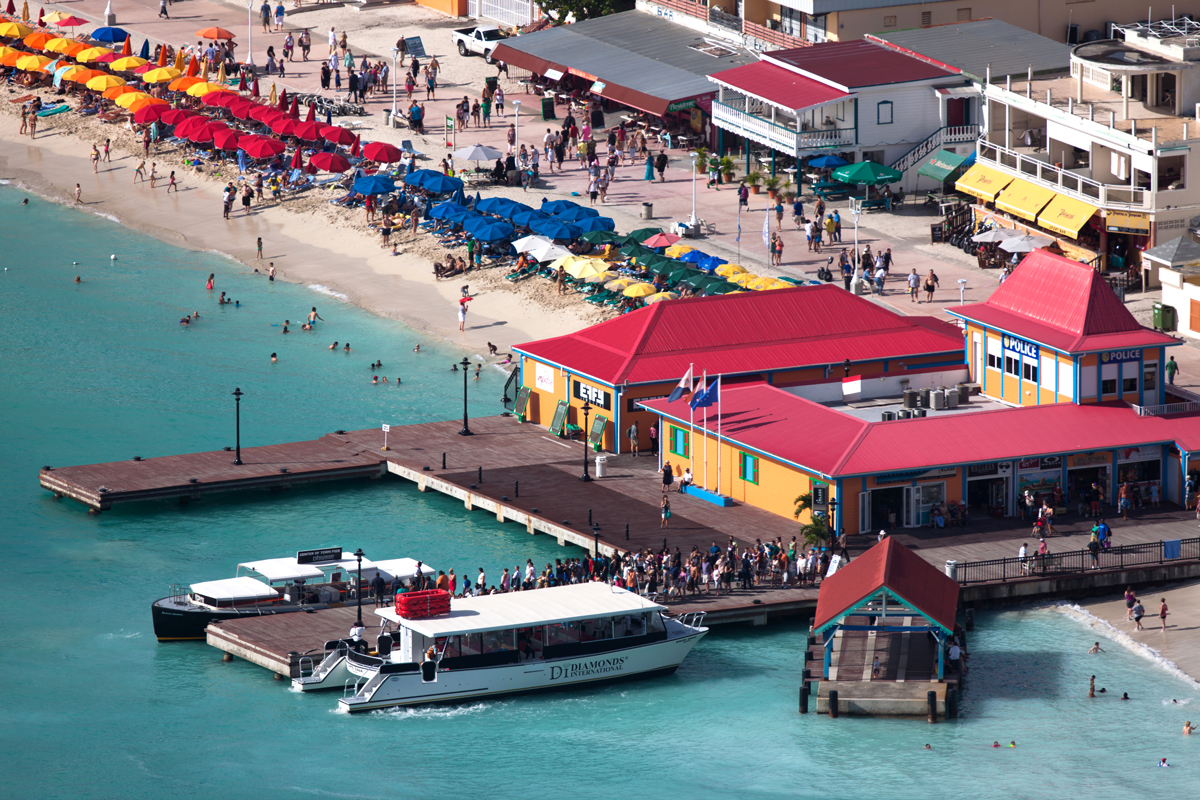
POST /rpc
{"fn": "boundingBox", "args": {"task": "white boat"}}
[335,582,707,713]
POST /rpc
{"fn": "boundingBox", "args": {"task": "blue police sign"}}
[1002,334,1039,359]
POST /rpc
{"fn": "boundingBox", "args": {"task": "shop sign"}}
[874,466,957,485]
[1017,458,1042,472]
[1106,210,1150,234]
[535,363,555,392]
[573,380,611,410]
[590,81,606,94]
[812,482,829,507]
[667,99,696,113]
[1069,452,1110,468]
[968,461,1012,477]
[1003,334,1039,359]
[567,67,598,81]
[1040,456,1062,470]
[690,107,703,133]
[1118,445,1160,463]
[1100,349,1142,364]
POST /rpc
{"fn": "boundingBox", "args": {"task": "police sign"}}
[1002,334,1039,359]
[1101,349,1142,364]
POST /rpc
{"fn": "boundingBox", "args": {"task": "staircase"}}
[888,125,981,189]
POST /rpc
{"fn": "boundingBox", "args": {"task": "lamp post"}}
[828,497,839,546]
[459,356,473,436]
[688,151,699,227]
[231,387,244,465]
[580,399,593,482]
[512,100,521,155]
[245,0,255,67]
[389,46,400,120]
[354,547,365,626]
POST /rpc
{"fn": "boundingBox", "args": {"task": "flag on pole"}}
[667,364,694,404]
[736,203,741,243]
[690,379,719,410]
[762,204,770,253]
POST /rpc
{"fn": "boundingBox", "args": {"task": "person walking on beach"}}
[149,163,158,189]
[268,263,276,282]
[241,184,253,214]
[457,299,467,332]
[134,160,146,183]
[19,103,28,136]
[74,184,82,204]
[27,113,36,140]
[1160,598,1170,631]
[256,237,263,260]
[103,139,111,163]
[90,144,100,173]
[1132,597,1145,630]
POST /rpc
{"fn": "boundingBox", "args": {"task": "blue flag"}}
[690,380,719,410]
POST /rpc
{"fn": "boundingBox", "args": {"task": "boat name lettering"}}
[549,656,627,680]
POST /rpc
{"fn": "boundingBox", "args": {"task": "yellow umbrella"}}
[583,270,621,284]
[268,82,277,105]
[715,263,748,278]
[216,60,226,85]
[565,258,610,280]
[623,283,657,298]
[15,53,51,71]
[167,75,203,91]
[604,277,637,292]
[75,46,113,63]
[644,292,679,304]
[43,11,75,24]
[61,66,103,83]
[665,244,694,258]
[113,91,152,108]
[546,254,587,274]
[748,276,780,290]
[0,45,17,60]
[185,81,230,96]
[173,48,185,71]
[142,66,180,83]
[20,0,29,23]
[732,273,760,287]
[86,74,126,91]
[41,37,70,52]
[110,56,148,71]
[0,21,34,38]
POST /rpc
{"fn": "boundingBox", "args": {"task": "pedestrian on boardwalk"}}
[1167,356,1180,386]
[260,1,272,33]
[655,151,668,182]
[628,420,639,457]
[738,181,749,209]
[661,461,674,493]
[923,269,940,303]
[159,0,170,18]
[649,423,658,456]
[660,495,671,528]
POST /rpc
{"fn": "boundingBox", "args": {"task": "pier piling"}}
[515,481,519,498]
[799,685,809,714]
[478,466,483,483]
[222,652,233,662]
[442,452,446,469]
[927,691,938,723]
[828,690,839,718]
[625,523,629,540]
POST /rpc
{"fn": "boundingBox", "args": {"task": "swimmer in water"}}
[1185,721,1197,735]
[180,315,191,325]
[281,325,289,334]
[271,352,277,363]
[193,311,201,319]
[1121,693,1129,700]
[992,742,1001,748]
[382,376,389,383]
[21,198,29,205]
[235,301,240,307]
[413,344,421,352]
[343,343,351,352]
[1088,642,1105,654]
[329,342,339,350]
[301,322,312,331]
[451,363,458,371]
[924,744,931,750]
[395,377,401,385]
[74,276,81,283]
[1159,758,1170,768]
[372,376,378,385]
[1009,741,1016,748]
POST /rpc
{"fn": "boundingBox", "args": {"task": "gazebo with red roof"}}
[946,249,1178,408]
[814,537,960,681]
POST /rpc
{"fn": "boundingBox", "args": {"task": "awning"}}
[934,85,979,97]
[917,149,967,182]
[709,60,850,113]
[1037,194,1098,238]
[544,68,563,81]
[489,42,564,81]
[955,164,1013,201]
[994,178,1056,221]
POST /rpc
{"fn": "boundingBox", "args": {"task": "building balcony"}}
[647,0,707,20]
[977,139,1150,210]
[713,100,855,156]
[742,19,810,51]
[708,4,742,33]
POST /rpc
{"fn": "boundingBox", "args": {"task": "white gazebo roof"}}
[238,558,327,583]
[190,576,280,601]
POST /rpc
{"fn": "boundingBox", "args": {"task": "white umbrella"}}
[530,242,573,262]
[513,235,552,254]
[972,227,1021,243]
[998,234,1053,253]
[453,143,503,162]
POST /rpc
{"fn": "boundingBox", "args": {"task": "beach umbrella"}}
[573,216,616,233]
[698,255,728,273]
[202,90,238,106]
[61,66,103,83]
[832,160,902,186]
[679,249,708,264]
[277,87,288,111]
[746,276,780,290]
[350,137,361,158]
[972,227,1021,243]
[565,259,610,280]
[95,52,121,64]
[42,37,72,52]
[211,128,243,150]
[475,196,519,215]
[732,273,760,287]
[112,91,150,108]
[510,209,549,228]
[186,81,230,97]
[43,11,82,25]
[172,48,184,71]
[808,155,847,170]
[128,96,168,114]
[626,227,663,243]
[239,136,286,159]
[185,121,228,144]
[160,108,196,126]
[102,84,137,100]
[133,104,172,124]
[998,234,1053,253]
[75,46,112,62]
[321,125,355,145]
[139,39,150,60]
[421,173,463,194]
[2,0,12,15]
[705,282,741,295]
[325,107,331,125]
[304,102,315,122]
[22,30,52,48]
[642,232,681,249]
[530,218,582,241]
[0,45,16,60]
[646,258,684,277]
[583,270,621,284]
[289,147,304,170]
[119,34,131,56]
[288,95,299,119]
[452,143,503,163]
[167,75,202,91]
[288,120,322,141]
[353,175,396,195]
[1,50,24,67]
[16,53,50,70]
[216,61,226,86]
[228,99,259,120]
[237,70,247,92]
[623,282,657,298]
[619,243,656,261]
[553,205,600,222]
[249,104,280,123]
[184,55,199,76]
[540,199,581,214]
[268,116,298,136]
[466,219,514,242]
[142,66,180,83]
[19,0,27,22]
[89,27,128,43]
[364,141,403,163]
[604,277,638,292]
[644,292,679,304]
[715,263,748,278]
[35,8,43,27]
[580,230,621,245]
[0,21,32,38]
[428,202,466,220]
[195,26,236,40]
[172,115,209,138]
[251,77,260,97]
[85,73,124,90]
[110,56,147,71]
[547,254,591,274]
[267,82,276,105]
[513,234,552,254]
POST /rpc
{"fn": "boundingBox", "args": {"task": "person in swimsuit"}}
[268,264,276,282]
[329,341,339,350]
[206,274,215,290]
[167,171,178,194]
[1125,586,1136,620]
[134,161,147,183]
[149,163,158,188]
[1160,598,1169,631]
[343,342,351,352]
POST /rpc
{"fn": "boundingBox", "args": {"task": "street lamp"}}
[458,357,473,436]
[688,151,699,228]
[579,399,593,482]
[231,387,244,465]
[245,0,255,67]
[354,548,365,626]
[512,100,521,153]
[389,46,400,120]
[828,497,839,545]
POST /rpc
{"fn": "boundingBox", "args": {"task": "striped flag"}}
[667,364,694,403]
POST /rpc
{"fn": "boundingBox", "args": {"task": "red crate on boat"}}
[395,589,451,618]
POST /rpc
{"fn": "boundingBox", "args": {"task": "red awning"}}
[709,60,850,112]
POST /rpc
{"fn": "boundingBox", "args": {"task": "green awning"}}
[917,149,968,182]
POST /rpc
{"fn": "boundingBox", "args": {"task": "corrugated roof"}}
[868,19,1071,82]
[949,249,1179,353]
[764,40,955,89]
[515,284,966,386]
[490,12,753,113]
[708,60,850,112]
[813,538,960,634]
[1143,234,1200,267]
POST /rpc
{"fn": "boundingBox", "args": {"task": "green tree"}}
[541,0,633,23]
[795,492,832,548]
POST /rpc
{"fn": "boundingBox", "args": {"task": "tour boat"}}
[334,582,707,713]
[151,551,434,641]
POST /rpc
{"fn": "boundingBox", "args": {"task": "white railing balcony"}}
[942,124,981,144]
[713,101,854,157]
[977,140,1150,210]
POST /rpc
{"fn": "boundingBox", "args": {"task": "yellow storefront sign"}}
[955,164,1013,201]
[1105,210,1151,234]
[1037,194,1098,238]
[995,178,1056,221]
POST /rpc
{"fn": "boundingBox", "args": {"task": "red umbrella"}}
[212,128,243,150]
[642,232,681,248]
[36,8,44,27]
[350,136,361,158]
[240,136,287,159]
[160,108,196,126]
[249,104,281,123]
[250,77,259,97]
[309,152,350,173]
[186,122,227,144]
[289,147,304,170]
[201,91,237,106]
[292,121,324,141]
[5,0,15,15]
[277,88,288,111]
[288,95,299,120]
[362,141,402,163]
[321,125,355,146]
[236,70,247,92]
[95,52,117,64]
[184,55,197,76]
[133,104,171,125]
[172,116,207,138]
[229,100,259,120]
[304,102,315,122]
[133,63,154,74]
[269,116,297,136]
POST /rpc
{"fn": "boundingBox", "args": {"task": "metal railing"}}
[889,125,982,177]
[713,100,855,155]
[954,537,1200,585]
[708,5,742,33]
[977,140,1149,210]
[1131,400,1200,417]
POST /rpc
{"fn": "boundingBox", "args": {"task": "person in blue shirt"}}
[792,197,803,229]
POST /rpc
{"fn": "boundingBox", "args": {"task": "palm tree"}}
[794,492,831,548]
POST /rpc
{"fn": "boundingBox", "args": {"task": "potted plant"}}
[694,147,709,175]
[746,171,762,194]
[719,155,735,185]
[763,175,780,199]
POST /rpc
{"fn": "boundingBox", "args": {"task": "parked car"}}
[451,26,507,63]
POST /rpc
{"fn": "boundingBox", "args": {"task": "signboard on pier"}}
[297,547,343,564]
[549,400,570,437]
[588,414,608,449]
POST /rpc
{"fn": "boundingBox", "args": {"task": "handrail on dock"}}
[952,536,1200,585]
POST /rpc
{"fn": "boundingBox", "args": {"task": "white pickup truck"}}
[451,25,507,63]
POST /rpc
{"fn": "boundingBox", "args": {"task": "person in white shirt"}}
[328,27,337,56]
[804,220,815,251]
[680,468,693,493]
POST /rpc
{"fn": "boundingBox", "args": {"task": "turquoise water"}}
[2,186,1198,799]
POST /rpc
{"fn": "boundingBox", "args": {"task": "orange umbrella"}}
[0,45,17,60]
[157,42,167,66]
[0,50,22,67]
[184,54,198,76]
[63,67,105,83]
[195,26,235,40]
[113,91,151,108]
[167,75,203,91]
[172,48,184,71]
[22,30,53,48]
[61,41,89,57]
[120,35,131,56]
[102,85,140,100]
[129,95,168,113]
[185,81,229,97]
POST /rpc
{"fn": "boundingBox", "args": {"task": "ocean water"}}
[2,186,1199,800]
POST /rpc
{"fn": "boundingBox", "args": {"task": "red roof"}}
[643,383,1200,477]
[708,60,849,111]
[514,285,965,386]
[949,249,1179,353]
[813,537,960,633]
[764,40,956,89]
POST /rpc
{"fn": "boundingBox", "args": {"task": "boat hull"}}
[151,597,325,641]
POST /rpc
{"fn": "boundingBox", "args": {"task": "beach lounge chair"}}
[400,140,424,158]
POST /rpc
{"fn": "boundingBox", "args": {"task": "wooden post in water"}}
[927,691,938,723]
[799,685,809,714]
[222,652,233,662]
[828,689,839,718]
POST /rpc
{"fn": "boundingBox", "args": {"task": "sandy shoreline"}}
[0,93,603,356]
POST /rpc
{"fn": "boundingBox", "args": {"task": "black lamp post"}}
[828,497,839,546]
[231,387,244,465]
[459,357,473,436]
[580,399,593,482]
[354,547,365,626]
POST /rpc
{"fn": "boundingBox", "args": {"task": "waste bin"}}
[944,560,957,580]
[540,96,556,121]
[1155,301,1176,331]
[641,202,653,220]
[595,455,608,478]
[1153,302,1164,330]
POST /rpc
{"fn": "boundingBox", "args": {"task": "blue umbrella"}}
[541,199,583,214]
[138,39,150,60]
[429,202,467,220]
[353,175,396,195]
[554,206,600,222]
[53,64,74,87]
[476,196,511,215]
[809,155,848,169]
[530,218,583,240]
[466,219,515,242]
[403,168,441,187]
[679,250,709,264]
[698,254,727,273]
[421,173,464,194]
[573,216,616,233]
[512,209,550,227]
[450,209,481,226]
[90,27,130,43]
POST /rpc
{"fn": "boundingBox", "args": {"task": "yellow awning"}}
[1037,194,1098,238]
[954,164,1013,201]
[994,178,1056,221]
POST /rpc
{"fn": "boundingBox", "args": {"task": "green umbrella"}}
[705,281,741,294]
[626,227,664,244]
[680,272,721,291]
[832,161,902,186]
[580,230,621,244]
[619,243,656,260]
[665,266,701,284]
[647,258,683,276]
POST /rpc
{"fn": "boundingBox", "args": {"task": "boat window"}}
[580,618,613,641]
[481,630,516,654]
[647,612,666,633]
[546,621,581,645]
[437,636,460,659]
[614,614,647,638]
[460,633,483,656]
[517,627,544,660]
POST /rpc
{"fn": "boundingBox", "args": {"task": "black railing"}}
[709,6,743,32]
[502,366,519,410]
[954,536,1200,585]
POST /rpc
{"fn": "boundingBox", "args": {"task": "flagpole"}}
[688,362,694,477]
[702,370,708,491]
[717,374,722,497]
